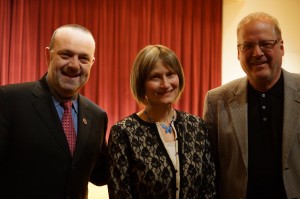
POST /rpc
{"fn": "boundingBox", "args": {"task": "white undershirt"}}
[156,123,180,199]
[164,141,176,166]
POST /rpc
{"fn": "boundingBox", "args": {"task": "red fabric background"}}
[0,0,222,138]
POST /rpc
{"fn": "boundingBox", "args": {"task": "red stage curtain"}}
[0,0,222,137]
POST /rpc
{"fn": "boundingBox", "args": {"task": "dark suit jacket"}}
[0,75,108,199]
[203,69,300,199]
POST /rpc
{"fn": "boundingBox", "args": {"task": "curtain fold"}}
[1,0,12,84]
[0,0,222,136]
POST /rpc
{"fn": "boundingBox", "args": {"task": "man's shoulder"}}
[283,69,300,82]
[0,80,39,96]
[78,95,106,114]
[282,69,300,91]
[208,77,247,95]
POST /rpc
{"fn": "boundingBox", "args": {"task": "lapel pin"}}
[83,118,88,125]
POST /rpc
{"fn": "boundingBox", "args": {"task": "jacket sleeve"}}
[107,124,133,199]
[0,88,12,190]
[89,111,109,186]
[203,92,219,198]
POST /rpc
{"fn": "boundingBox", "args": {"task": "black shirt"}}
[247,73,287,199]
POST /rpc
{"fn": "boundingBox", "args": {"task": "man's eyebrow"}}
[57,49,90,57]
[57,49,73,54]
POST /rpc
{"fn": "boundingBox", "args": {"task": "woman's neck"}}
[142,106,175,124]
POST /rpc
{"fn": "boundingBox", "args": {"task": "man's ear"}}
[91,57,95,65]
[45,47,51,65]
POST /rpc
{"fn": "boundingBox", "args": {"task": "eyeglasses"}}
[237,40,281,52]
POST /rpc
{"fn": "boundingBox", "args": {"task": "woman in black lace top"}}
[107,44,216,199]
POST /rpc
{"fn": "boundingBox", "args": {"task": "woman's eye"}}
[150,75,159,79]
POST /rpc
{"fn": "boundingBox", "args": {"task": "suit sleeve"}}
[203,91,220,198]
[89,111,109,186]
[0,88,11,190]
[0,88,11,164]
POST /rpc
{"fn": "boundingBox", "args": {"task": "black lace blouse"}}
[108,110,216,199]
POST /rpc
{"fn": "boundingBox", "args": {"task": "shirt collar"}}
[52,97,78,114]
[248,71,283,98]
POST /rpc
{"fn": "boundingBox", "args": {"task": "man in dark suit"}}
[0,24,108,198]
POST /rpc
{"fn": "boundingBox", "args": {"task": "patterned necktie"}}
[61,100,76,156]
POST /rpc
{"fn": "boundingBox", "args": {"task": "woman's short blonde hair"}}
[130,44,185,105]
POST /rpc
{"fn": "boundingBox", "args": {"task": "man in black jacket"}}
[0,24,108,199]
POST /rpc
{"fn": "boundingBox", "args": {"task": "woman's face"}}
[144,59,180,107]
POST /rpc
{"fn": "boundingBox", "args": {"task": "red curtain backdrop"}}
[0,0,222,138]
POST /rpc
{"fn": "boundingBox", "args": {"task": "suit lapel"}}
[224,71,300,173]
[31,77,97,161]
[72,96,91,161]
[32,78,72,158]
[228,78,248,170]
[282,70,300,168]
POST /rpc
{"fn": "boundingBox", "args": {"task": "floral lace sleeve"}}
[108,123,132,199]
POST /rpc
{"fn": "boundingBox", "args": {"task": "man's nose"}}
[252,44,264,56]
